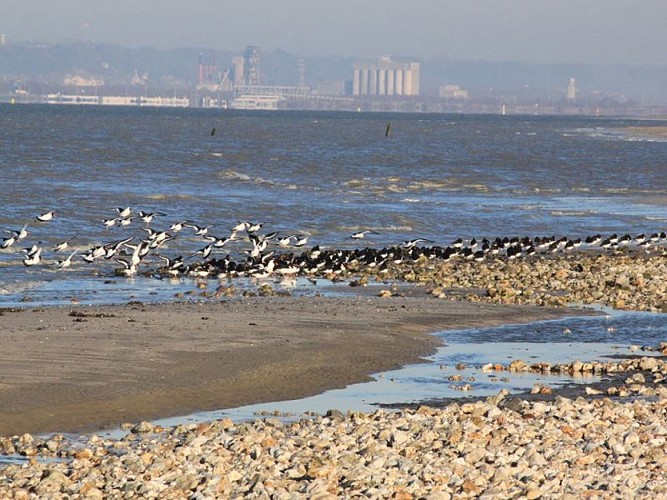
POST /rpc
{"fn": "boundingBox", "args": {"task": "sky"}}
[4,0,667,65]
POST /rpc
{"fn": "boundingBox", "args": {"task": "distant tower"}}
[297,57,306,88]
[0,34,6,46]
[198,54,216,85]
[566,77,577,101]
[243,45,260,86]
[232,56,245,88]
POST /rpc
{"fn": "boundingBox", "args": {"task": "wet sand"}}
[0,296,584,436]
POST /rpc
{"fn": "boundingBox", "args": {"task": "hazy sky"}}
[4,0,666,65]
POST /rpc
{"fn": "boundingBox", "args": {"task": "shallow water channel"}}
[137,309,665,436]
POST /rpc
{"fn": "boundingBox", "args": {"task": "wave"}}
[145,193,196,201]
[568,126,667,144]
[602,188,667,195]
[218,169,298,190]
[550,210,598,217]
[0,279,47,296]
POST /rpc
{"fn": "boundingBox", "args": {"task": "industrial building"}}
[197,54,217,86]
[45,94,190,107]
[243,45,261,86]
[353,57,420,96]
[232,57,245,88]
[439,84,468,100]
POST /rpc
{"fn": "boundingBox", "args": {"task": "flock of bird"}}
[1,207,666,285]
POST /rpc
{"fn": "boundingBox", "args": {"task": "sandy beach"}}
[0,295,582,436]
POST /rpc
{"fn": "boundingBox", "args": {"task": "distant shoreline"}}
[620,125,667,139]
[2,100,667,120]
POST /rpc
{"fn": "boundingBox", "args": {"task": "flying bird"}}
[115,207,132,218]
[23,247,42,266]
[56,249,78,269]
[349,230,378,240]
[35,211,55,222]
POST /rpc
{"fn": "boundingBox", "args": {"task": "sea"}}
[0,104,666,430]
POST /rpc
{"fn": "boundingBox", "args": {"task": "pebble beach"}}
[2,356,667,499]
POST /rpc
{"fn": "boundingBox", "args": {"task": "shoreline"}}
[0,295,587,436]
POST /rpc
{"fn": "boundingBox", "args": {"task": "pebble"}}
[391,252,666,312]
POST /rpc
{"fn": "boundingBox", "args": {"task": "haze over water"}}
[0,104,666,304]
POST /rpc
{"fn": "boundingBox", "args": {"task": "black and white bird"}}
[22,243,42,257]
[35,211,55,222]
[585,234,602,247]
[349,230,378,240]
[191,242,214,260]
[400,238,433,249]
[186,223,212,237]
[246,222,263,234]
[169,220,189,232]
[157,255,185,275]
[293,235,309,247]
[138,211,165,225]
[104,236,134,259]
[115,207,132,219]
[232,221,249,233]
[53,235,77,252]
[114,258,138,277]
[16,223,29,241]
[56,249,78,269]
[212,234,237,248]
[276,235,294,247]
[102,218,118,229]
[1,235,17,249]
[82,245,108,263]
[23,246,42,266]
